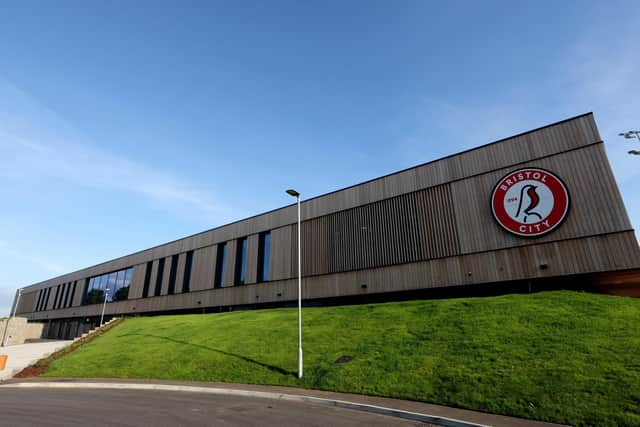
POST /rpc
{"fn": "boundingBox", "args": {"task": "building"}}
[9,113,640,339]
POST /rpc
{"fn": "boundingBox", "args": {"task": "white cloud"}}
[0,78,238,221]
[0,240,67,276]
[0,78,244,316]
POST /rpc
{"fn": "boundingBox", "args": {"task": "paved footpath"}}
[0,341,72,380]
[0,378,568,427]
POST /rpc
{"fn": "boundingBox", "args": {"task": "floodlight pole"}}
[296,193,302,379]
[100,288,110,327]
[286,189,303,379]
[1,288,22,347]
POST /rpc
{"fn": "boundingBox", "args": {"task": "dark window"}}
[114,270,125,300]
[82,278,90,305]
[63,283,71,308]
[142,261,153,298]
[54,284,62,309]
[60,283,67,308]
[69,281,77,307]
[214,243,227,288]
[35,290,42,312]
[85,276,105,305]
[257,231,271,283]
[155,258,165,296]
[183,251,194,293]
[44,287,51,310]
[106,272,118,302]
[88,276,103,305]
[168,255,179,295]
[234,237,248,285]
[83,268,133,305]
[114,268,132,301]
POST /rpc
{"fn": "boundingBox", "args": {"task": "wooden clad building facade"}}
[10,113,640,335]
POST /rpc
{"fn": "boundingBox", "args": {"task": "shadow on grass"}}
[120,333,296,377]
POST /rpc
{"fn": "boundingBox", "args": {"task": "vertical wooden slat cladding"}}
[452,143,632,255]
[160,257,172,295]
[191,245,216,292]
[415,185,460,259]
[16,114,605,297]
[14,114,640,321]
[15,291,36,314]
[72,279,86,307]
[269,226,291,281]
[175,253,187,293]
[149,259,160,296]
[127,264,146,299]
[223,240,237,288]
[293,185,460,277]
[245,234,259,284]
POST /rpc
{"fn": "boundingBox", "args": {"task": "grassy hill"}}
[42,291,640,426]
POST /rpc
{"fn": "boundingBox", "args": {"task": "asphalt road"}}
[0,388,430,426]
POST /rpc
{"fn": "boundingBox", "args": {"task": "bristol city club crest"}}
[491,167,570,237]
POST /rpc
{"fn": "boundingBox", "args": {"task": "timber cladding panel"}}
[16,290,37,314]
[270,226,292,282]
[291,184,460,278]
[13,113,640,318]
[127,264,146,300]
[191,245,216,292]
[451,143,631,254]
[22,231,640,321]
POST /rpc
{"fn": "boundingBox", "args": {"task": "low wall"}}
[0,317,44,346]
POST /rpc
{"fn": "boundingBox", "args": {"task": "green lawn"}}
[43,291,640,426]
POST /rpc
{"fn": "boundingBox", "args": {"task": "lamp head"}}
[286,189,300,197]
[619,130,640,139]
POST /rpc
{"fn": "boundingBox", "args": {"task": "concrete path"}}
[1,379,568,427]
[0,341,72,380]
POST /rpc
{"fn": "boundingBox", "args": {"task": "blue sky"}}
[1,1,639,316]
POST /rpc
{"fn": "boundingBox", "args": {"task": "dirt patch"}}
[13,365,48,378]
[12,318,125,378]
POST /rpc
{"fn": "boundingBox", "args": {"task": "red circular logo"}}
[491,168,570,237]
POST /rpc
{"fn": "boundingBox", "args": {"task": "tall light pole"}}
[619,130,640,155]
[100,288,110,327]
[1,288,22,347]
[286,188,303,379]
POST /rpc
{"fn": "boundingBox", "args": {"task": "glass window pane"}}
[114,268,132,301]
[235,238,247,285]
[263,232,270,281]
[107,272,118,301]
[220,244,226,284]
[115,270,125,292]
[214,243,226,288]
[124,268,133,287]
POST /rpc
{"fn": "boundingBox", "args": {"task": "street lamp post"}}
[1,288,22,347]
[100,288,110,327]
[619,130,640,155]
[286,188,303,379]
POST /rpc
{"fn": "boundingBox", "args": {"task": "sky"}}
[1,1,639,316]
